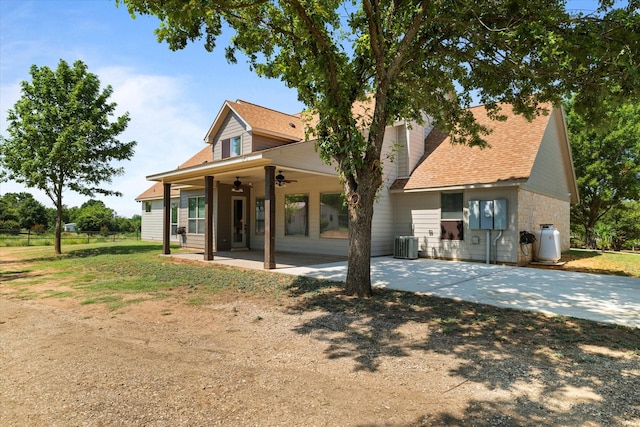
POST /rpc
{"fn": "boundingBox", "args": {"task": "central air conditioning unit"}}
[394,236,418,259]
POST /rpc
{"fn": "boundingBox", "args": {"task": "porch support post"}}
[162,182,171,255]
[204,175,214,261]
[264,166,276,269]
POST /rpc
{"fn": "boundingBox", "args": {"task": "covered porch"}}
[146,140,340,269]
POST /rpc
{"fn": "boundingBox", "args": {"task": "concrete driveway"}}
[279,257,640,329]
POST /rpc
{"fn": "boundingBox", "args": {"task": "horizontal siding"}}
[396,125,408,177]
[140,198,180,242]
[212,113,250,160]
[250,176,348,256]
[392,188,520,263]
[371,125,406,256]
[252,133,292,152]
[407,121,426,173]
[179,188,217,251]
[524,111,572,201]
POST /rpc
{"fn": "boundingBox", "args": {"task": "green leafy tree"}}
[66,206,81,224]
[120,0,639,296]
[0,193,21,222]
[566,99,640,249]
[0,59,136,254]
[113,215,140,233]
[18,196,48,230]
[75,199,116,232]
[0,192,47,229]
[601,200,640,250]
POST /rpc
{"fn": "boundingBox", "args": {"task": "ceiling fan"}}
[275,170,297,187]
[231,176,243,192]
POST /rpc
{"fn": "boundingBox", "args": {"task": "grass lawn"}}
[560,249,640,277]
[3,241,639,426]
[1,241,637,346]
[0,241,297,310]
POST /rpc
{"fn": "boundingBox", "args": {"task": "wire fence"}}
[0,229,140,247]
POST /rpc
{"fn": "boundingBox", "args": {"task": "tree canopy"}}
[120,0,639,296]
[0,59,136,254]
[0,192,47,230]
[566,98,640,248]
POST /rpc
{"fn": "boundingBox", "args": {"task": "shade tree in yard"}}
[0,59,136,254]
[565,98,640,249]
[119,0,639,296]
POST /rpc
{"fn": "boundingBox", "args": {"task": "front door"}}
[231,196,247,249]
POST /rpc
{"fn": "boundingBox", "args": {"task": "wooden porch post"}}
[264,166,276,269]
[162,182,171,255]
[204,175,214,261]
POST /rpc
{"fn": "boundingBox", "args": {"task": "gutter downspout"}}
[486,230,491,264]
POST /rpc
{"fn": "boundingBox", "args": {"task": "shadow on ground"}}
[285,276,640,426]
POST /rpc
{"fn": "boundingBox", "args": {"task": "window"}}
[284,194,308,236]
[255,198,265,235]
[320,193,348,239]
[441,193,464,240]
[188,197,206,234]
[144,202,152,213]
[230,136,242,157]
[170,203,178,235]
[222,135,242,159]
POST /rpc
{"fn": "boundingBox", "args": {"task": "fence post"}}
[27,229,31,246]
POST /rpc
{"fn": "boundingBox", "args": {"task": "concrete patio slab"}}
[278,257,640,329]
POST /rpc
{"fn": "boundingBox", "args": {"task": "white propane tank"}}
[535,224,561,263]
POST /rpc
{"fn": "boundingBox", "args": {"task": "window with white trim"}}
[284,194,308,236]
[170,203,178,235]
[320,192,348,239]
[255,198,265,235]
[230,135,242,157]
[188,197,205,234]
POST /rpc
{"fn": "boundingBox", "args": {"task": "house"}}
[136,99,578,267]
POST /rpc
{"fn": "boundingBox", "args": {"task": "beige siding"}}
[264,141,337,175]
[180,188,218,251]
[524,110,572,202]
[252,133,292,152]
[212,112,250,160]
[140,198,180,243]
[371,125,405,256]
[392,188,520,263]
[406,121,426,174]
[517,189,570,264]
[250,176,349,256]
[396,125,409,177]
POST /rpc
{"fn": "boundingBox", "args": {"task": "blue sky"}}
[0,0,304,217]
[1,0,604,218]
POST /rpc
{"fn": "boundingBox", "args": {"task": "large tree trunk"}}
[343,165,383,297]
[344,186,375,297]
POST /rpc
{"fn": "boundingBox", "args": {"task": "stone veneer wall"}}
[517,189,570,265]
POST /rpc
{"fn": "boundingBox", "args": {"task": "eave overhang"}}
[389,178,528,194]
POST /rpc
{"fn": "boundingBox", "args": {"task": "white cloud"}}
[1,66,208,218]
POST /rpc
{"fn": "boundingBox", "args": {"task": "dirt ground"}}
[1,263,639,426]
